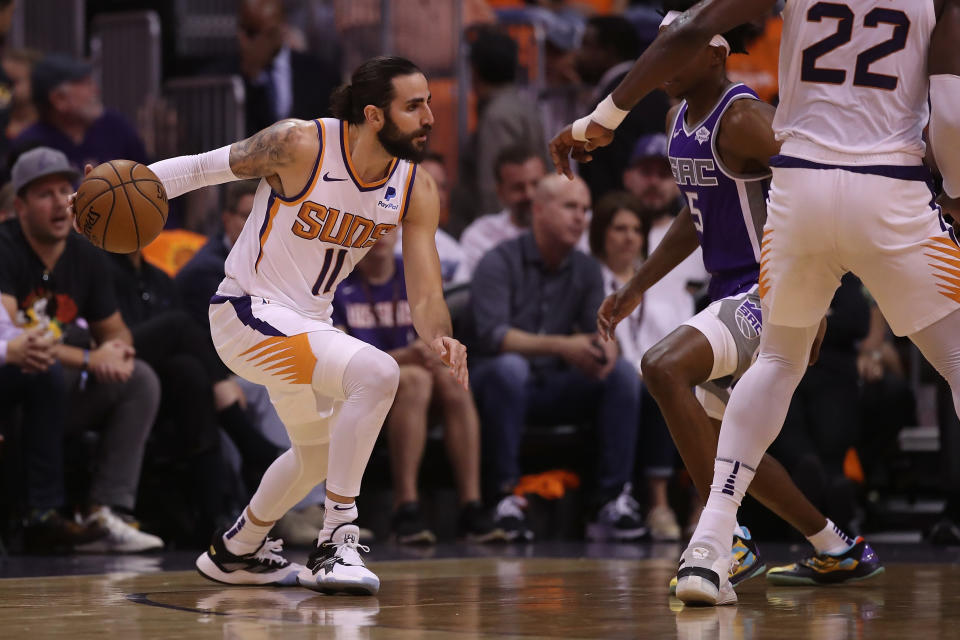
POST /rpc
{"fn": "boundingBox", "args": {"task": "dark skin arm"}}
[714,97,780,174]
[549,0,777,177]
[598,104,701,340]
[600,97,827,359]
[597,207,699,341]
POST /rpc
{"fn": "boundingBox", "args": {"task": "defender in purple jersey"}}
[596,3,879,595]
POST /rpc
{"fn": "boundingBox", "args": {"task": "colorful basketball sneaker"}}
[729,527,767,586]
[669,527,765,595]
[196,528,302,586]
[765,537,884,586]
[297,523,380,595]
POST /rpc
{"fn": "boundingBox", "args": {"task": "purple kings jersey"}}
[668,83,770,301]
[331,256,415,352]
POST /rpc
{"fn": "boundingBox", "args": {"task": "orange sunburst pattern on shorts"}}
[924,236,960,304]
[239,333,317,384]
[757,230,774,300]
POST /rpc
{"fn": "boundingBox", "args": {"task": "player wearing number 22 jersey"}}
[558,0,960,607]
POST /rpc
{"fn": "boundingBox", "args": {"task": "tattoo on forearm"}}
[229,120,301,178]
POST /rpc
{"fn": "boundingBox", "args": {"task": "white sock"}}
[806,518,855,555]
[223,507,273,556]
[691,458,757,553]
[319,497,358,543]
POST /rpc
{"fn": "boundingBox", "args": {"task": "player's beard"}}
[378,113,430,163]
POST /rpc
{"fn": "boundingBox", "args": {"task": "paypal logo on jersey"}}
[378,186,399,210]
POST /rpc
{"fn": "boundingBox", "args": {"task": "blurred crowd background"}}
[0,0,957,556]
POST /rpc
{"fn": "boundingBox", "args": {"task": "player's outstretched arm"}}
[400,169,468,389]
[147,118,319,200]
[930,0,960,207]
[597,206,699,340]
[549,0,776,177]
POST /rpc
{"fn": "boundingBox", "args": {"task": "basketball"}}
[74,160,168,253]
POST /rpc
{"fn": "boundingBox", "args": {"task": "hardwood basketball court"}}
[1,543,958,638]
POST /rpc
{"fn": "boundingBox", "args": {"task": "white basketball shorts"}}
[760,155,960,337]
[209,292,368,445]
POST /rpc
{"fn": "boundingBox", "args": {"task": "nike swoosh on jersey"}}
[323,172,348,182]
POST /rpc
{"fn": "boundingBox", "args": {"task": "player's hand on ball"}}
[430,336,468,390]
[90,339,135,383]
[549,121,615,179]
[69,164,95,233]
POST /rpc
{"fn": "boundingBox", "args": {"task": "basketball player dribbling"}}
[107,57,465,595]
[596,1,880,595]
[552,0,960,606]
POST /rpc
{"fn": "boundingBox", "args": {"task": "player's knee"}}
[641,345,684,394]
[349,347,400,398]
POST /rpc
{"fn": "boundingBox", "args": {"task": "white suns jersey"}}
[221,118,417,322]
[773,0,936,161]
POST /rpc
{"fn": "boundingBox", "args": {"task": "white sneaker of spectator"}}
[74,506,165,553]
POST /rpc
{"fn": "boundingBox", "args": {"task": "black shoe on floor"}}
[458,501,508,543]
[391,502,437,545]
[195,527,301,586]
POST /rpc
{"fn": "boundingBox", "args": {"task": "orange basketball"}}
[74,160,168,253]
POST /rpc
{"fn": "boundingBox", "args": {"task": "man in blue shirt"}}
[469,174,643,541]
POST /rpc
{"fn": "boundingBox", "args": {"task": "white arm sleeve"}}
[930,74,960,198]
[148,144,239,200]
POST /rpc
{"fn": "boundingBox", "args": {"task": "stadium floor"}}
[2,542,959,638]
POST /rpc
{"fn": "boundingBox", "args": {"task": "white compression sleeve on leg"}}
[930,74,960,198]
[148,145,238,199]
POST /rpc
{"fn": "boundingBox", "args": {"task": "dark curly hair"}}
[329,56,423,125]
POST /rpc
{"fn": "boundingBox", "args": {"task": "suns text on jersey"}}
[291,201,396,248]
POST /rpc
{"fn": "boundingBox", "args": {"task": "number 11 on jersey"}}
[312,247,348,296]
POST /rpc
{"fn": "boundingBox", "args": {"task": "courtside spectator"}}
[469,174,644,542]
[0,147,161,552]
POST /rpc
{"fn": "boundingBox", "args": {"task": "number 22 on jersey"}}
[801,4,909,90]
